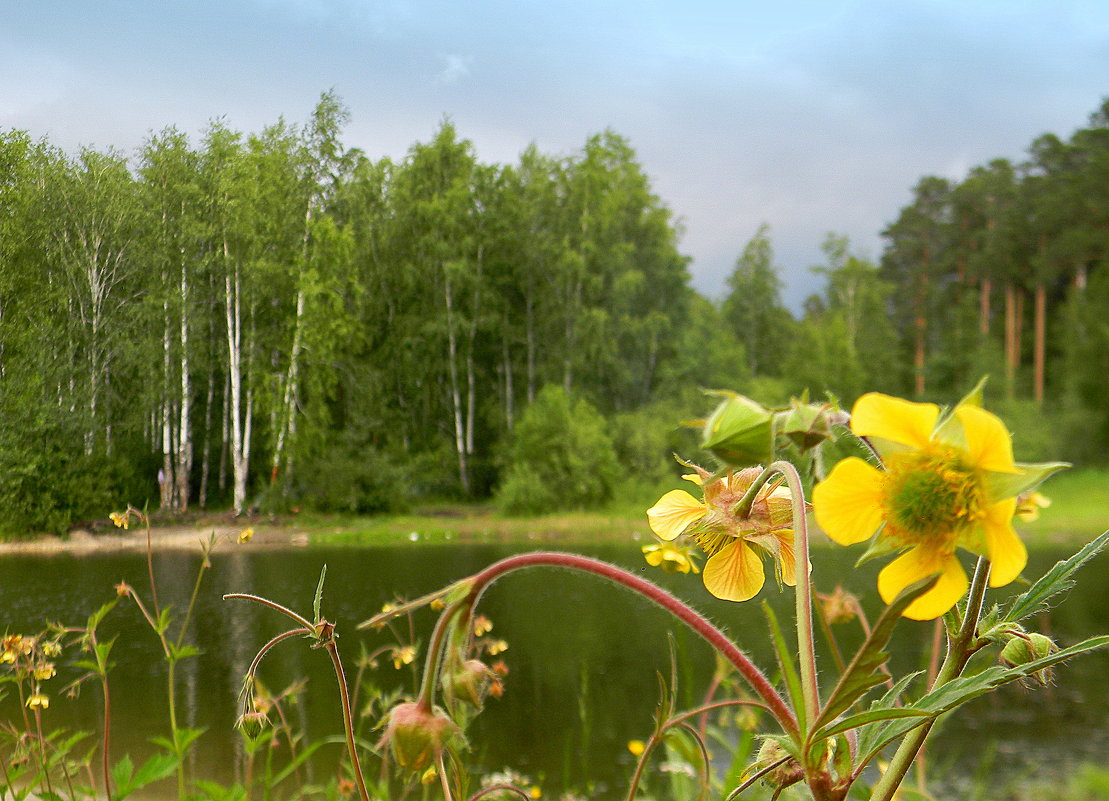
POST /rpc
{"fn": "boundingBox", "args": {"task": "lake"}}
[2,536,1108,799]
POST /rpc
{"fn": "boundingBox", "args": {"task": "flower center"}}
[881,448,982,547]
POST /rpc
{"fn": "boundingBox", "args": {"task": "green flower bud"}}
[701,393,773,467]
[754,739,804,789]
[778,401,837,451]
[380,701,459,772]
[1000,632,1058,688]
[444,659,495,709]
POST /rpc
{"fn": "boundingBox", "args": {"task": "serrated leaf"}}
[168,643,201,662]
[811,575,938,735]
[313,564,327,623]
[1005,529,1109,623]
[858,635,1109,768]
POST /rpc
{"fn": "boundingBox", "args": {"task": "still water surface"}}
[2,538,1108,797]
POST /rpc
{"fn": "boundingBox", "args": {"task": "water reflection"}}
[1,540,1107,797]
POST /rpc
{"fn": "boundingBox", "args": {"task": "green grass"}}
[292,467,1107,550]
[1015,466,1109,546]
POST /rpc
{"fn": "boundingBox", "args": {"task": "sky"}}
[4,0,1108,311]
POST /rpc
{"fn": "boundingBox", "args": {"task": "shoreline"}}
[0,521,309,555]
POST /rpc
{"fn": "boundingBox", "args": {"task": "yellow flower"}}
[813,392,1054,620]
[646,466,800,602]
[34,664,56,681]
[627,739,646,756]
[1015,491,1051,522]
[391,645,417,670]
[485,639,509,656]
[641,540,701,574]
[237,527,254,543]
[109,511,129,530]
[472,615,493,637]
[26,693,49,710]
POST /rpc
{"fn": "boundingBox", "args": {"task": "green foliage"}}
[495,385,620,515]
[0,420,143,536]
[290,440,411,514]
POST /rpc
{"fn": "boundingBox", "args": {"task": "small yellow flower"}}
[0,650,14,665]
[34,664,56,681]
[42,641,62,658]
[1015,491,1051,522]
[813,392,1061,620]
[627,739,646,756]
[421,766,438,785]
[642,541,701,574]
[485,639,509,656]
[109,511,129,530]
[472,615,493,637]
[646,466,801,602]
[238,527,254,543]
[391,645,417,670]
[529,786,542,799]
[26,693,49,710]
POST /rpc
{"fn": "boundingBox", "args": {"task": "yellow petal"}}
[702,541,765,602]
[851,393,938,450]
[773,529,804,587]
[878,547,968,620]
[646,490,706,541]
[982,498,1026,587]
[954,405,1020,474]
[682,473,704,486]
[812,458,886,545]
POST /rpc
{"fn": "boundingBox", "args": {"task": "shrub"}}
[495,385,620,515]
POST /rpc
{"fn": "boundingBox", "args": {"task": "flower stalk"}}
[461,551,800,739]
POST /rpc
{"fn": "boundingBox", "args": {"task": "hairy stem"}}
[324,640,372,801]
[465,552,799,739]
[771,460,819,730]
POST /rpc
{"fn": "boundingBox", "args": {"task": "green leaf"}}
[811,575,938,735]
[816,706,930,740]
[858,635,1109,768]
[313,564,328,623]
[761,601,805,732]
[1005,529,1109,623]
[86,598,119,631]
[168,643,201,662]
[982,461,1070,503]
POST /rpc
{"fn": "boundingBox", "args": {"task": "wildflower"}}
[472,615,493,637]
[337,778,356,797]
[1015,491,1051,522]
[485,639,509,656]
[641,540,701,574]
[444,659,495,708]
[109,511,129,530]
[813,392,1061,620]
[646,466,801,602]
[391,645,417,670]
[379,701,459,772]
[238,527,254,544]
[42,641,61,658]
[627,739,646,756]
[816,586,860,625]
[529,786,542,799]
[421,766,438,785]
[34,664,56,681]
[26,693,49,710]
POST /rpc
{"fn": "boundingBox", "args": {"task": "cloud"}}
[436,54,472,85]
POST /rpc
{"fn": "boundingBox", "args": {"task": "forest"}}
[1,92,1107,534]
